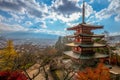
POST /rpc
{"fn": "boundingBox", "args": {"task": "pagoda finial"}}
[82,0,85,24]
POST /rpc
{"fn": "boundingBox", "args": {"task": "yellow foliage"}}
[0,40,18,70]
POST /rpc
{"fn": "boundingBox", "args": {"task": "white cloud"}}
[95,0,120,21]
[56,12,81,22]
[25,21,32,26]
[0,0,50,30]
[95,8,111,20]
[1,0,119,37]
[51,0,81,14]
[0,22,47,33]
[85,2,94,18]
[9,12,25,23]
[115,15,120,22]
[47,1,94,23]
[0,0,95,27]
[66,22,79,27]
[89,0,94,4]
[110,32,120,36]
[30,21,47,29]
[0,15,4,22]
[0,0,48,19]
[39,21,47,28]
[48,0,81,22]
[33,28,68,36]
[0,23,28,32]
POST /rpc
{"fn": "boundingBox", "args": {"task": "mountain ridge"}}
[0,31,58,40]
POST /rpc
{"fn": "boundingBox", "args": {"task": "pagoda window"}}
[76,29,82,33]
[74,38,81,42]
[75,30,82,34]
[77,47,81,51]
[73,47,81,52]
[74,47,77,51]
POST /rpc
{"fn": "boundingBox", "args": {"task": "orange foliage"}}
[75,63,110,80]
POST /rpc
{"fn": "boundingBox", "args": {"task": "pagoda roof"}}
[66,43,79,47]
[66,35,78,38]
[110,66,120,74]
[64,51,79,59]
[64,51,109,59]
[67,34,104,38]
[79,34,104,38]
[66,43,106,48]
[67,23,103,30]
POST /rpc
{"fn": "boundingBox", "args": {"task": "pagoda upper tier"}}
[67,34,104,38]
[67,23,103,30]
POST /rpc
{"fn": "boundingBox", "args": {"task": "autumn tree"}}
[14,43,38,69]
[0,40,18,70]
[75,63,110,80]
[0,70,28,80]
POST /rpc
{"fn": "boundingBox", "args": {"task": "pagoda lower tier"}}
[64,51,109,59]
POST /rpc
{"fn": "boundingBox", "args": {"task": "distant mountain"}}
[0,31,58,40]
[0,32,59,46]
[109,35,120,43]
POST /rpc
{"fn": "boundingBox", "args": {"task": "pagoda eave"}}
[66,34,104,38]
[67,23,103,30]
[67,25,80,30]
[66,43,79,47]
[79,43,106,48]
[79,53,109,59]
[66,43,106,48]
[66,35,78,38]
[64,51,79,59]
[79,34,104,38]
[64,51,109,59]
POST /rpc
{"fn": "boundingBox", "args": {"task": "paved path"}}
[27,64,54,80]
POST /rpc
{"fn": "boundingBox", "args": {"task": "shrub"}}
[0,70,28,80]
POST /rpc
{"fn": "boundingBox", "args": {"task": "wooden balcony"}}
[74,40,93,44]
[73,50,81,54]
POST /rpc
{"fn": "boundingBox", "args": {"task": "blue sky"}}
[0,0,120,36]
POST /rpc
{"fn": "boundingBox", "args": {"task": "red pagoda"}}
[64,2,109,68]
